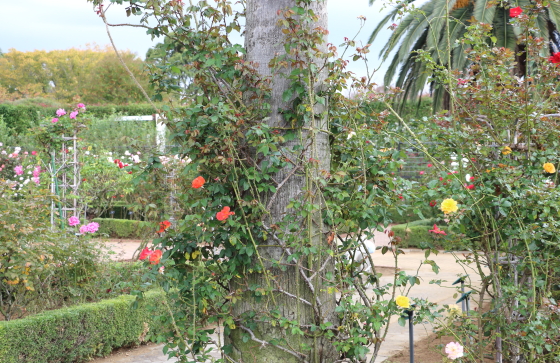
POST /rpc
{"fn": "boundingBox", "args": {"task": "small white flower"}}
[85,151,90,155]
[347,131,356,140]
[124,150,131,156]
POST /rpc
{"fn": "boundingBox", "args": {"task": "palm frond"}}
[368,4,407,48]
[378,0,441,59]
[492,8,517,49]
[472,0,496,25]
[548,0,560,30]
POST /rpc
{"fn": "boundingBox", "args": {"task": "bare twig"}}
[266,166,302,210]
[99,9,161,115]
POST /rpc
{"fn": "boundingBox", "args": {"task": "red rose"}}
[139,247,153,260]
[509,6,522,17]
[549,52,560,64]
[429,224,447,235]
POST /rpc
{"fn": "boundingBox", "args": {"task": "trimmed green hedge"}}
[391,220,460,249]
[0,290,165,363]
[0,104,161,133]
[387,206,439,225]
[93,218,154,239]
[0,104,49,134]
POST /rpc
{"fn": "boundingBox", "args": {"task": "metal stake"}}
[408,309,414,363]
[452,276,468,313]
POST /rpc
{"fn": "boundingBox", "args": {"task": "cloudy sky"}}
[0,0,394,83]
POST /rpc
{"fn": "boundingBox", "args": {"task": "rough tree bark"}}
[226,1,338,362]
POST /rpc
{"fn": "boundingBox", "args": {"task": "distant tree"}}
[81,51,150,104]
[0,46,150,104]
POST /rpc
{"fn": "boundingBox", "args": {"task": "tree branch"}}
[238,325,309,362]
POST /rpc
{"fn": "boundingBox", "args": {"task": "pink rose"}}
[52,118,59,123]
[419,171,425,175]
[69,111,79,119]
[86,222,99,233]
[445,342,464,360]
[56,108,66,116]
[14,165,23,175]
[31,151,37,155]
[32,176,40,185]
[77,103,86,110]
[79,225,88,234]
[68,216,80,226]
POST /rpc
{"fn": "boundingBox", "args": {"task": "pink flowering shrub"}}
[0,144,42,190]
[32,103,88,150]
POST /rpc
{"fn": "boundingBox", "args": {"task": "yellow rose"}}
[440,198,458,214]
[543,163,556,174]
[395,295,411,308]
[502,146,512,155]
[448,304,461,315]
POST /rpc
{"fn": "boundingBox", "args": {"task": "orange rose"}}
[216,206,235,221]
[149,249,163,265]
[157,220,171,233]
[192,176,205,189]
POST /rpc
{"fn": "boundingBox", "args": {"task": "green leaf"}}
[282,89,293,103]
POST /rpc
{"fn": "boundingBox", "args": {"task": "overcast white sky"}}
[0,0,394,84]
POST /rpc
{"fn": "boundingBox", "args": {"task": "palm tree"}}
[369,0,560,111]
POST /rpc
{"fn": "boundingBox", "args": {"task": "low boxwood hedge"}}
[93,218,154,239]
[0,290,165,363]
[391,219,462,250]
[388,206,439,225]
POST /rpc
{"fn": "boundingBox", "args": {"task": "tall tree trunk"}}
[226,1,338,362]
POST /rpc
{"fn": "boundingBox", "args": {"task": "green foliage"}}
[79,117,157,155]
[93,218,155,239]
[0,290,165,363]
[386,205,438,224]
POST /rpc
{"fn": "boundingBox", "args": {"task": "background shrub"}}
[391,219,461,249]
[93,218,155,239]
